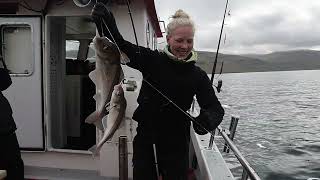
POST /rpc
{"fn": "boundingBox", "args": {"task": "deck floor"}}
[24,166,119,180]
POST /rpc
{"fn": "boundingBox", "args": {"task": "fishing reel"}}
[215,79,223,93]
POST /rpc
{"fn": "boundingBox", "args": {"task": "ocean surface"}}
[213,70,320,180]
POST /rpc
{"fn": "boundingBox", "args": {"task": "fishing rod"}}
[125,0,140,50]
[215,61,224,93]
[210,0,229,84]
[119,0,214,134]
[91,3,262,180]
[82,1,230,178]
[95,0,228,142]
[208,0,229,148]
[93,0,226,145]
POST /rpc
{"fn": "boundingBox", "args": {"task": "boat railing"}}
[190,99,261,180]
[213,121,262,180]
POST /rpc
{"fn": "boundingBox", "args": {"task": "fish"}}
[85,36,128,130]
[89,84,127,155]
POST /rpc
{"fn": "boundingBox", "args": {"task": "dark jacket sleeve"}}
[0,68,12,91]
[0,68,16,135]
[193,69,224,135]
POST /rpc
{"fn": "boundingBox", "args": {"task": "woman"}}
[0,56,24,180]
[92,4,224,180]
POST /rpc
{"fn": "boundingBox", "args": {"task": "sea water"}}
[213,70,320,180]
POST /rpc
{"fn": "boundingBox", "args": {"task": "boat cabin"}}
[0,0,236,179]
[1,0,162,178]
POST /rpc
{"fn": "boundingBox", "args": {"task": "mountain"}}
[66,48,320,73]
[66,50,78,59]
[196,50,320,73]
[66,47,95,59]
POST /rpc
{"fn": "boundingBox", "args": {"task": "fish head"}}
[111,84,124,103]
[93,36,120,63]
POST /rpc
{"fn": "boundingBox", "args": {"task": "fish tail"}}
[89,143,103,157]
[88,145,99,156]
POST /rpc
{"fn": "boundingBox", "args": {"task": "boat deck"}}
[25,166,114,180]
[191,130,234,180]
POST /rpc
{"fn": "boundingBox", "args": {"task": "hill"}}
[196,50,320,73]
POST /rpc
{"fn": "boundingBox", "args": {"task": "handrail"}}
[190,98,261,180]
[216,126,262,180]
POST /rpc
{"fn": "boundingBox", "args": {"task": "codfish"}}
[85,36,127,130]
[89,84,127,155]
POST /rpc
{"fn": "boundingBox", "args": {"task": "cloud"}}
[155,0,320,54]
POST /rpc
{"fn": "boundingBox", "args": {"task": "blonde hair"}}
[166,9,195,36]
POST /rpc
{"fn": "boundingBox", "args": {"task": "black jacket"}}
[92,10,224,143]
[0,68,16,135]
[118,41,225,142]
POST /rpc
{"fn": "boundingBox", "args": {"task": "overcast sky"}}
[154,0,320,55]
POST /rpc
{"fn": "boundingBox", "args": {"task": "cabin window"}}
[87,42,95,62]
[66,40,80,59]
[1,25,33,75]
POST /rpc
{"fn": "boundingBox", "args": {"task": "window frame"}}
[1,24,34,76]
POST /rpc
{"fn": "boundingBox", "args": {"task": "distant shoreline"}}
[196,49,320,74]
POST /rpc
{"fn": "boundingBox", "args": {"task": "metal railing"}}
[213,118,261,180]
[190,97,261,180]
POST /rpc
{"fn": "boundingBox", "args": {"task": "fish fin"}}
[89,143,104,156]
[88,70,98,85]
[120,51,130,64]
[85,111,104,131]
[93,120,104,131]
[93,93,101,101]
[93,93,102,108]
[85,111,99,124]
[102,115,109,129]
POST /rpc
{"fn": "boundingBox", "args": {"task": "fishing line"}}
[96,0,219,137]
[96,4,265,178]
[98,1,130,62]
[101,18,128,64]
[94,5,239,161]
[120,0,217,135]
[141,79,214,134]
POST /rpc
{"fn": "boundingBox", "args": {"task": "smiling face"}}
[166,25,194,60]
